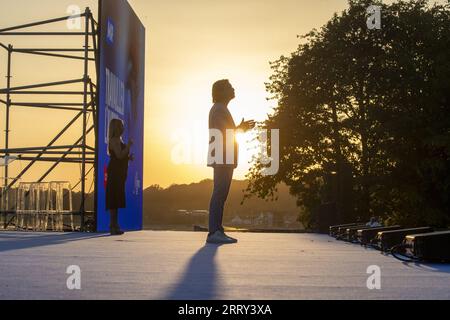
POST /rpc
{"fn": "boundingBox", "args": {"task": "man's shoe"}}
[207,231,236,244]
[221,231,238,243]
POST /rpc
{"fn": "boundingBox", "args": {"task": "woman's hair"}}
[109,119,124,142]
[212,79,230,103]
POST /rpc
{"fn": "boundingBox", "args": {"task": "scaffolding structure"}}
[0,8,99,231]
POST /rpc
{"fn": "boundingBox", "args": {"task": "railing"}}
[2,181,74,232]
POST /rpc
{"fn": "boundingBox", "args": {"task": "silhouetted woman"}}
[106,119,133,236]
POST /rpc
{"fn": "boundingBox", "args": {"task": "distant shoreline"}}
[145,224,307,234]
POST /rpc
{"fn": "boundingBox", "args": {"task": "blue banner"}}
[97,0,145,232]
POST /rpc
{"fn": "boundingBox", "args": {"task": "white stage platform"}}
[0,231,449,300]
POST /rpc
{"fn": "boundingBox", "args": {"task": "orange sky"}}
[0,0,363,189]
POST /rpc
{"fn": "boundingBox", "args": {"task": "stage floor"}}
[0,231,449,300]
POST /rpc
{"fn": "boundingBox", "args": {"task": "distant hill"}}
[69,179,302,230]
[143,180,302,230]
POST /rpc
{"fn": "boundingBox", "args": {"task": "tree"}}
[245,0,450,229]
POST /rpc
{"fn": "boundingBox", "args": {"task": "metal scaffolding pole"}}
[3,45,12,226]
[0,13,86,33]
[1,78,84,92]
[81,7,91,231]
[0,32,94,36]
[12,50,95,61]
[0,145,85,153]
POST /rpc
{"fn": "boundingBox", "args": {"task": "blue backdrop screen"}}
[97,0,145,232]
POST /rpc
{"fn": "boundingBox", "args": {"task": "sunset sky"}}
[1,0,381,189]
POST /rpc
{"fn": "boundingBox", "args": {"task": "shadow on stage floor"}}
[0,232,109,253]
[165,244,223,300]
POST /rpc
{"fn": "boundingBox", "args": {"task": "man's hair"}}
[212,79,230,103]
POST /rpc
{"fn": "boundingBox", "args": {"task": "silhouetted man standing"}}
[207,80,255,244]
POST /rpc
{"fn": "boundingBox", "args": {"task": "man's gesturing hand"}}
[238,118,256,132]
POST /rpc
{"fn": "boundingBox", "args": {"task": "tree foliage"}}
[245,0,450,229]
